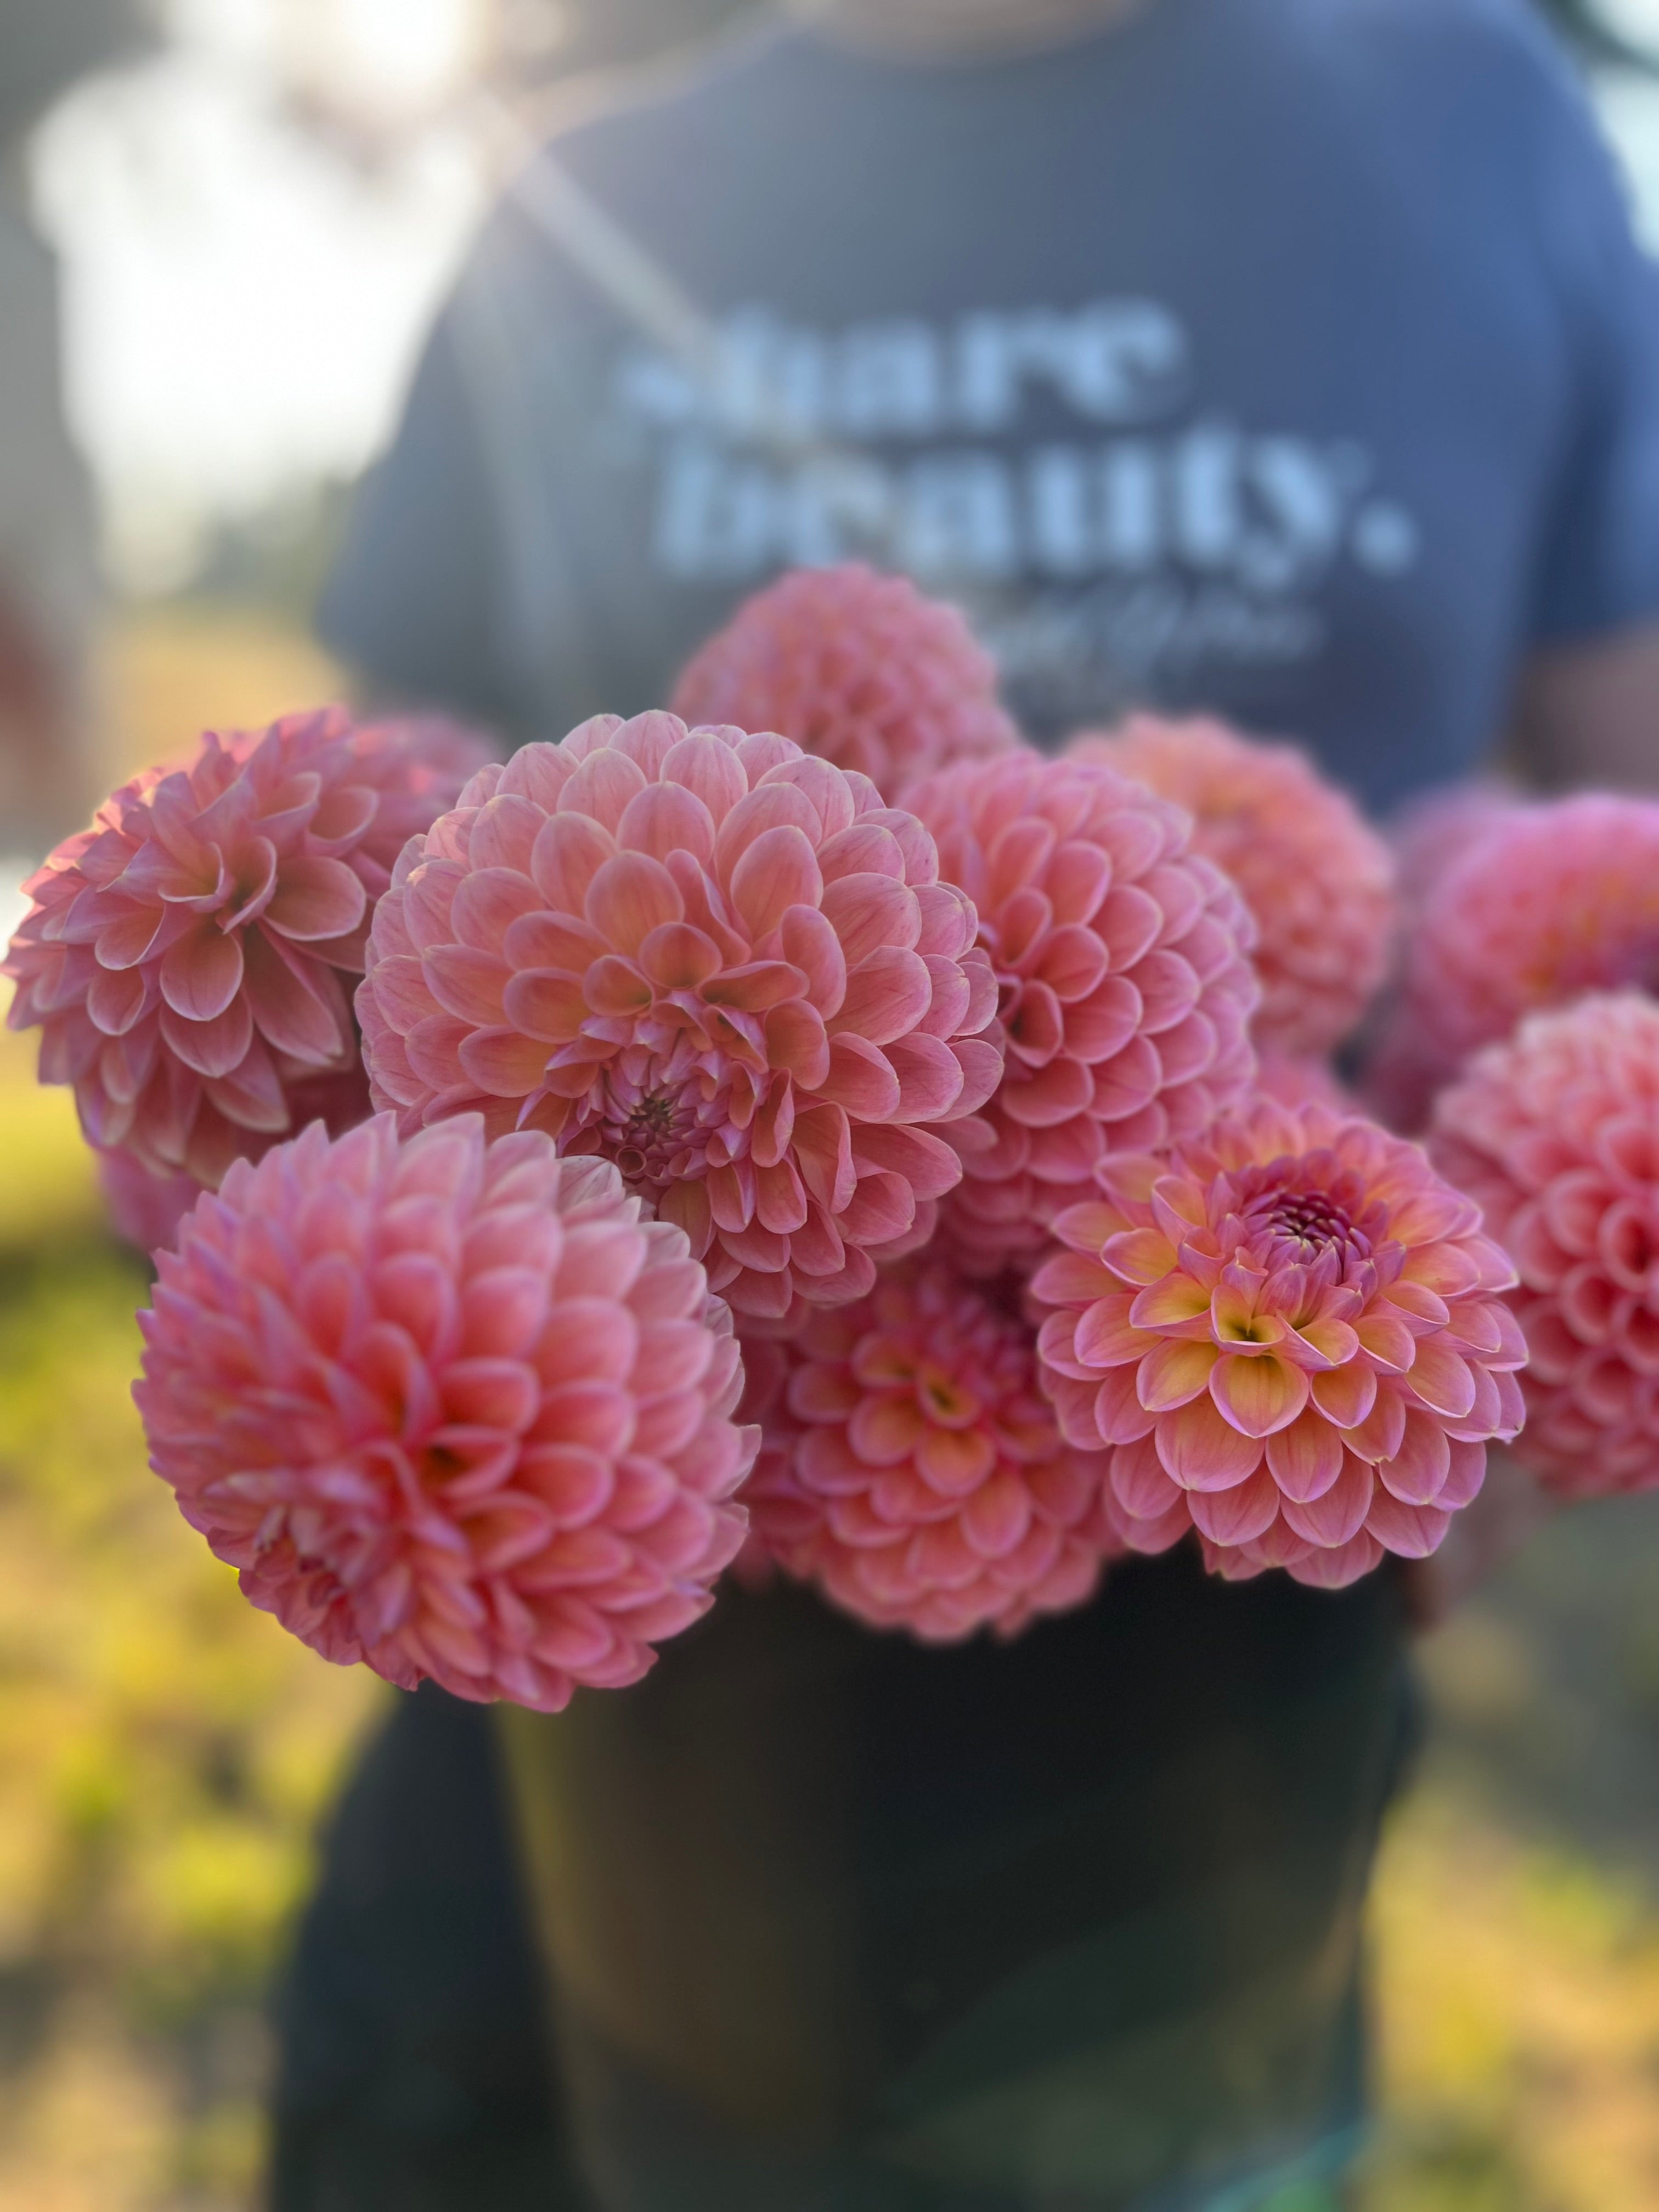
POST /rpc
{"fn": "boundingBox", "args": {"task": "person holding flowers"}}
[9,0,1659,2207]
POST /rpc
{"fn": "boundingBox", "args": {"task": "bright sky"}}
[25,0,1659,597]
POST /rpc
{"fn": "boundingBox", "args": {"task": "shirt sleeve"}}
[1526,45,1659,645]
[316,297,520,732]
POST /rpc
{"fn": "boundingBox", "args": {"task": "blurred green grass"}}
[0,608,375,2212]
[3,605,1659,2210]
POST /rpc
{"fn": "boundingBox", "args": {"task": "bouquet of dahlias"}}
[8,566,1655,1716]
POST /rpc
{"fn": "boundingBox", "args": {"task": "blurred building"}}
[0,2,143,857]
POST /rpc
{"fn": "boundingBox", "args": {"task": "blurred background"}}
[5,3,1659,2207]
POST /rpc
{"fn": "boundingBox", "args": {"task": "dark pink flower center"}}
[1234,1154,1379,1274]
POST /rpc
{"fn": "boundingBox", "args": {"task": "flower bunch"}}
[10,568,1565,1688]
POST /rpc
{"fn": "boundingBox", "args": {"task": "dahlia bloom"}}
[1431,992,1659,1500]
[1032,1100,1526,1588]
[1070,716,1396,1058]
[907,750,1259,1272]
[671,564,1018,802]
[1389,777,1523,921]
[357,712,1002,1320]
[136,1113,754,1708]
[4,708,490,1187]
[740,1262,1118,1640]
[1402,794,1659,1065]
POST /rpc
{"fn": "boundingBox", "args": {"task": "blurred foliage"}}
[0,605,375,2211]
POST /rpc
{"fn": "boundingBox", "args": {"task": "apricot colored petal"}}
[1310,1361,1378,1430]
[585,853,684,955]
[1101,1227,1180,1286]
[1187,1465,1280,1548]
[1376,1410,1453,1506]
[1280,1453,1374,1549]
[1264,1407,1346,1503]
[1155,1395,1263,1491]
[1137,1336,1217,1411]
[1210,1351,1309,1437]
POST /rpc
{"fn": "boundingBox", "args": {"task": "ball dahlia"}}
[136,1112,755,1709]
[670,564,1018,802]
[1032,1099,1526,1588]
[4,708,490,1187]
[739,1261,1118,1640]
[1389,777,1523,921]
[1069,716,1396,1058]
[1431,992,1659,1500]
[906,750,1259,1272]
[357,711,1002,1321]
[1402,794,1659,1065]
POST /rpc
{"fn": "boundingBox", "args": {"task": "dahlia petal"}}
[1404,1335,1477,1421]
[1343,1385,1408,1466]
[1209,1351,1310,1438]
[1310,1361,1378,1430]
[730,823,826,942]
[1155,1396,1263,1491]
[501,970,588,1045]
[1377,1410,1453,1506]
[831,947,933,1047]
[531,811,616,912]
[1073,1293,1148,1370]
[1138,1336,1218,1412]
[160,923,245,1022]
[585,852,685,955]
[264,854,368,943]
[457,1028,552,1098]
[817,1034,901,1121]
[1279,1453,1374,1548]
[1264,1407,1346,1502]
[1101,1227,1181,1286]
[1187,1466,1279,1548]
[1364,1489,1452,1560]
[1030,1250,1120,1306]
[819,874,921,964]
[1286,1530,1384,1589]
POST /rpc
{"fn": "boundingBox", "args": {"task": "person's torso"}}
[454,0,1603,809]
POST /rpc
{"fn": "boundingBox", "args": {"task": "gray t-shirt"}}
[322,0,1659,814]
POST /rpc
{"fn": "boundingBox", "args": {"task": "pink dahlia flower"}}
[1032,1100,1526,1588]
[740,1262,1119,1640]
[907,750,1259,1272]
[1431,992,1659,1500]
[670,564,1018,802]
[1070,716,1396,1058]
[4,708,490,1187]
[136,1112,755,1709]
[1388,777,1524,921]
[357,712,1002,1321]
[1403,794,1659,1065]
